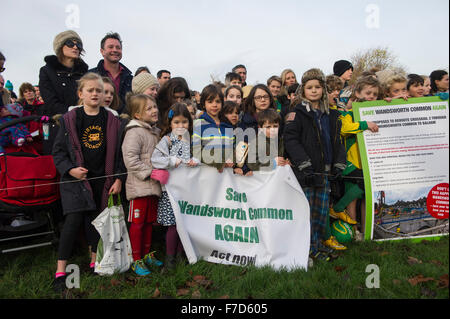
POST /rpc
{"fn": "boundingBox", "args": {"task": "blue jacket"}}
[192,112,235,168]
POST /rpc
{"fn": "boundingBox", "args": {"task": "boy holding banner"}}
[234,108,288,175]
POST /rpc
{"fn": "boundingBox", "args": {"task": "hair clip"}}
[168,109,174,119]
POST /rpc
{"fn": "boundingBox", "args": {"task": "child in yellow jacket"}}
[329,76,380,238]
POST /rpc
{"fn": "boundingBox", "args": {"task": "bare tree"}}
[350,47,406,84]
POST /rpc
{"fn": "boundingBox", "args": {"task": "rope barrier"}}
[0,168,366,193]
[0,172,130,192]
[313,172,365,180]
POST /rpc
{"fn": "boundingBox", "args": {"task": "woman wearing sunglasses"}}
[38,30,88,154]
[39,30,88,118]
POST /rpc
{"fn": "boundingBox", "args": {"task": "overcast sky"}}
[1,0,449,92]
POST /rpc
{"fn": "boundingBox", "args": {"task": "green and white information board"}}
[353,96,449,241]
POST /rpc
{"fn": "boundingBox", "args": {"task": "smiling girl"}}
[378,71,409,100]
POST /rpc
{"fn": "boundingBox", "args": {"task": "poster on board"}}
[353,96,449,241]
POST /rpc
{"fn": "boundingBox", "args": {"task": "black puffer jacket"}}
[89,60,132,114]
[38,55,88,117]
[283,101,346,188]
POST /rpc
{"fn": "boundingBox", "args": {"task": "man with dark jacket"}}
[89,32,132,114]
[232,64,248,87]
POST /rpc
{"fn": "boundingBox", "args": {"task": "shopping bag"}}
[92,194,133,276]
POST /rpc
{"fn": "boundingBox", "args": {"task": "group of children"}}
[41,62,449,291]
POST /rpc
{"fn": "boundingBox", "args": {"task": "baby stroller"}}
[0,115,60,254]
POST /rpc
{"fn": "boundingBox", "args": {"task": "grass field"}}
[0,226,448,300]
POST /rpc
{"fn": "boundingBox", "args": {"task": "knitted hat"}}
[132,72,159,94]
[53,30,82,55]
[298,68,329,114]
[333,60,353,77]
[5,80,13,91]
[2,103,24,117]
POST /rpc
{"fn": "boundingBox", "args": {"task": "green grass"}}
[0,229,448,299]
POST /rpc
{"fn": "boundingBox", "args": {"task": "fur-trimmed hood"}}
[43,55,88,74]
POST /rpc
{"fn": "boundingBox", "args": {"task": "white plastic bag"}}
[92,194,133,276]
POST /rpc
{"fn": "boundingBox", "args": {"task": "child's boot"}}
[161,254,176,273]
[329,207,357,225]
[323,236,347,250]
[176,251,187,265]
[131,260,151,276]
[144,251,163,267]
[53,273,67,294]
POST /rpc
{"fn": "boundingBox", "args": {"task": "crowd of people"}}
[0,30,448,293]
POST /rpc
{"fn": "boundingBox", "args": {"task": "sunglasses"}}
[0,67,5,72]
[64,39,83,51]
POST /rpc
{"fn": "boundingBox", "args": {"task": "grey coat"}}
[151,134,199,169]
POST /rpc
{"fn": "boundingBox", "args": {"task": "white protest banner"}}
[165,165,310,271]
[353,96,449,241]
